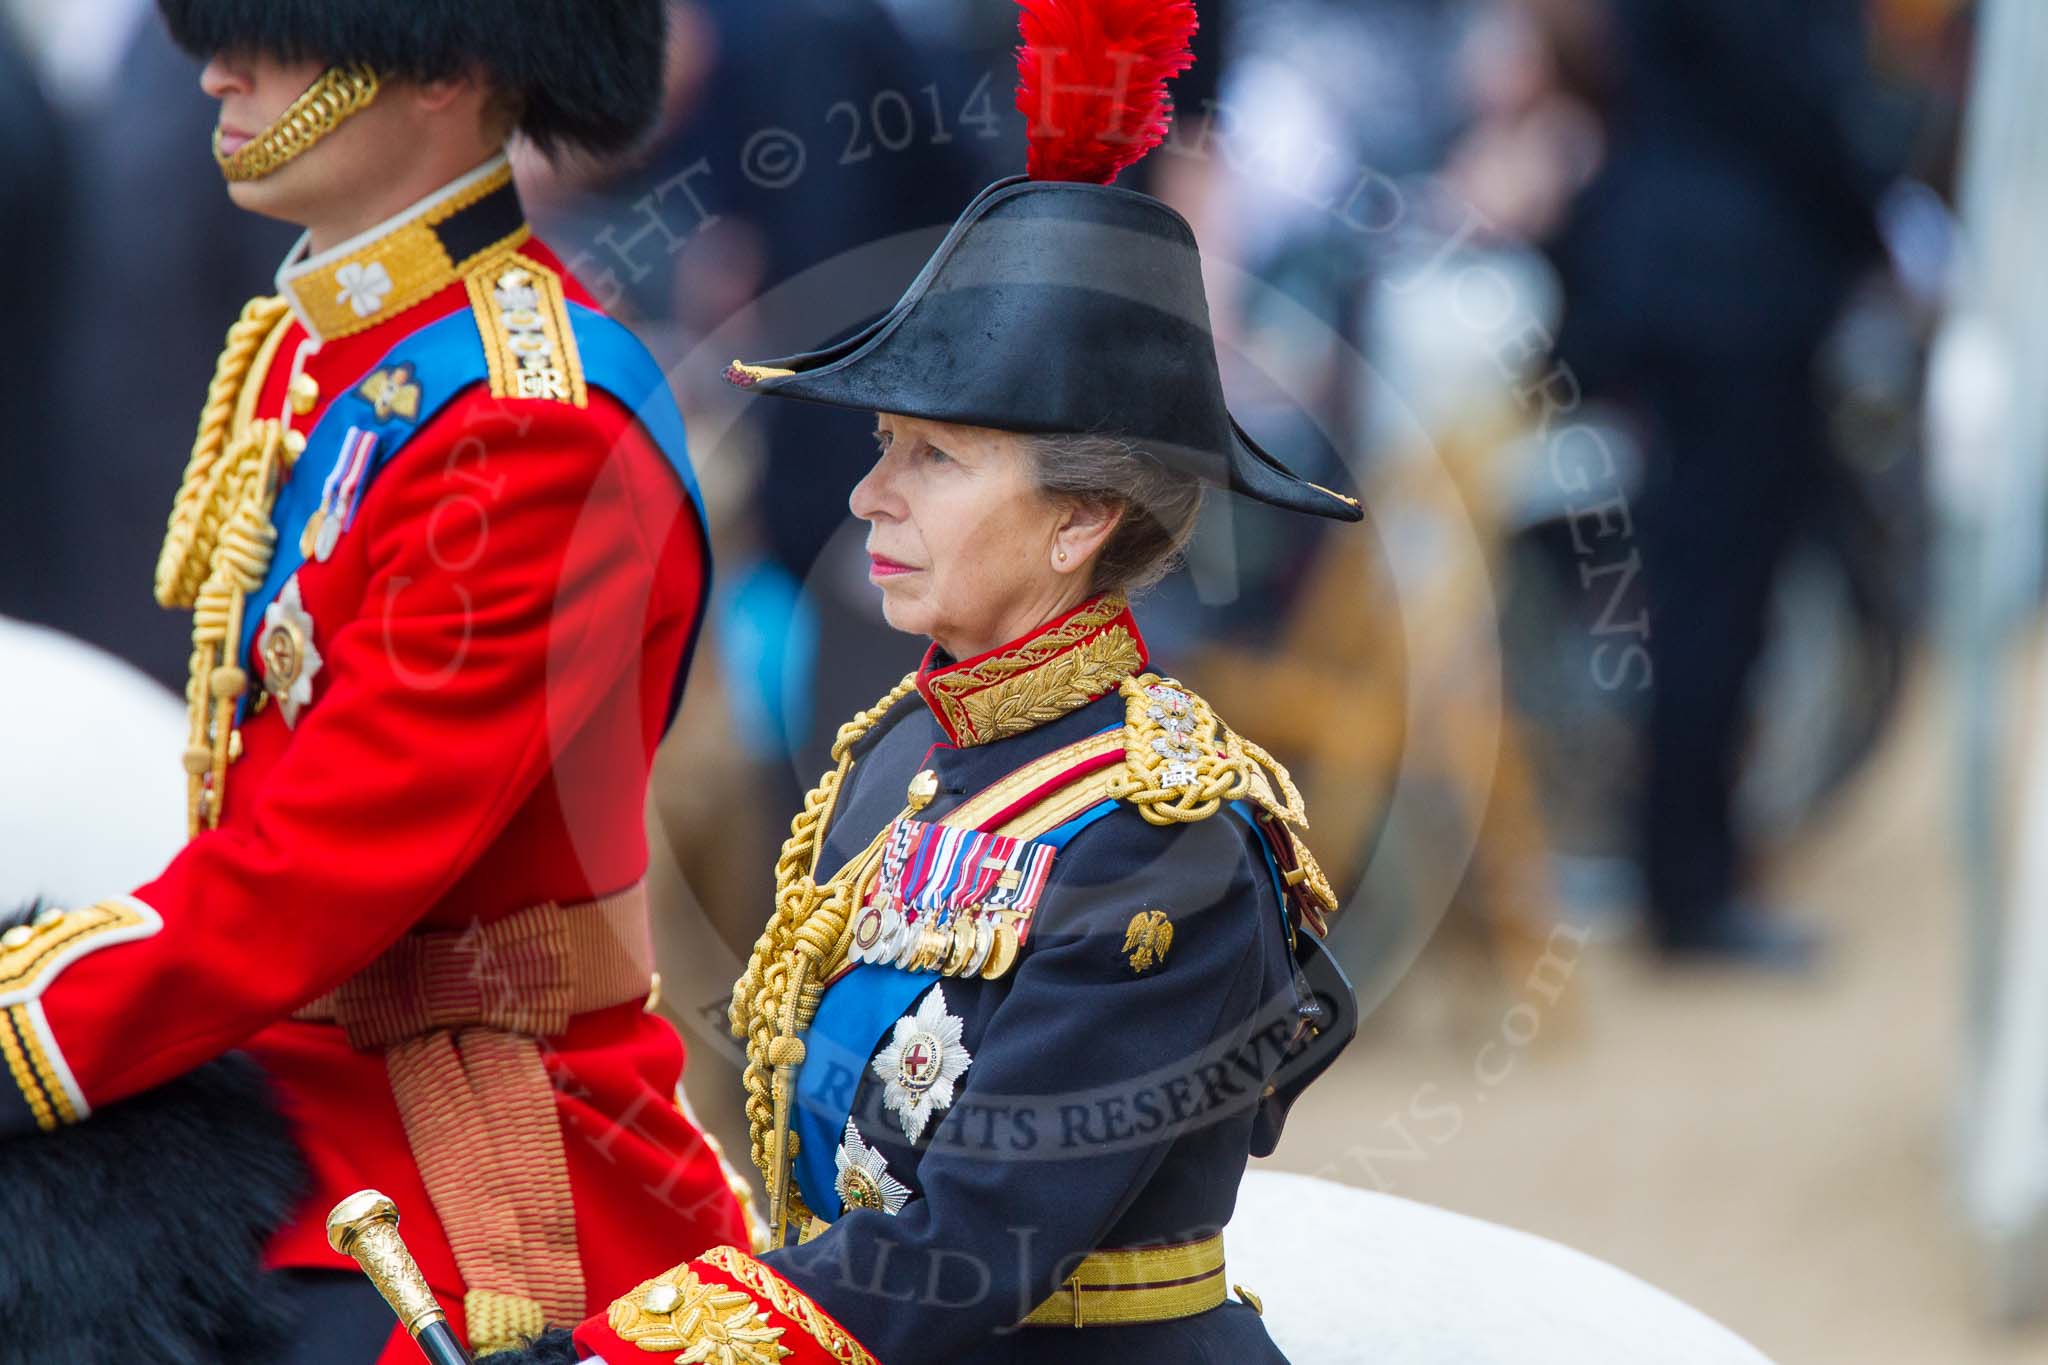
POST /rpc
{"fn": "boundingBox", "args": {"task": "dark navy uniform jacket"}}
[568,596,1334,1365]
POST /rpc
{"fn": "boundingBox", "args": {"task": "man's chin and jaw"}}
[218,109,417,236]
[220,149,334,223]
[202,54,441,238]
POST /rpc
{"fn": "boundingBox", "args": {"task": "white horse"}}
[1227,1170,1775,1364]
[0,616,186,909]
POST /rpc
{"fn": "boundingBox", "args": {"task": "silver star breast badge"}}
[833,1119,912,1215]
[872,982,973,1143]
[258,575,323,728]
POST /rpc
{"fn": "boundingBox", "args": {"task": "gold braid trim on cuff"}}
[215,65,381,182]
[701,1247,878,1365]
[0,1006,58,1131]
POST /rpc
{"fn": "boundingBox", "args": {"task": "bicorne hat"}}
[158,0,665,158]
[725,0,1362,522]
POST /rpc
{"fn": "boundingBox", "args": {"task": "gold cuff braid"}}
[215,65,381,183]
[701,1247,879,1365]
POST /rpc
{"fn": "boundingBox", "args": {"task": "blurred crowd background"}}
[7,0,2047,1359]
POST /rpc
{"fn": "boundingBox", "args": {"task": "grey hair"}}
[1024,432,1206,597]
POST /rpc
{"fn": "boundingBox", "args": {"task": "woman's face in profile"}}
[849,413,1086,659]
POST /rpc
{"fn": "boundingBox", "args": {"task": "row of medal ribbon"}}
[845,818,1058,980]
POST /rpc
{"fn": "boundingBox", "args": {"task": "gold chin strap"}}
[214,64,381,182]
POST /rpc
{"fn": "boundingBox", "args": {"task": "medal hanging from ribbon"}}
[846,818,1056,979]
[301,426,378,563]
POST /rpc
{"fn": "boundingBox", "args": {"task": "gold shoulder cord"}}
[1107,671,1272,825]
[156,295,300,835]
[1107,673,1338,911]
[729,674,918,1245]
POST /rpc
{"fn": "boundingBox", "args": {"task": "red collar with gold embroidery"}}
[915,595,1148,747]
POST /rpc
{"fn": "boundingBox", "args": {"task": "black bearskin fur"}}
[478,1328,586,1365]
[0,905,307,1364]
[156,0,667,159]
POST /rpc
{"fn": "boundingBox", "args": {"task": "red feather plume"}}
[1014,0,1200,185]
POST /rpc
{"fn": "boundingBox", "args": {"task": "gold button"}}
[288,372,319,415]
[641,1282,681,1314]
[0,925,33,949]
[907,769,939,812]
[228,730,244,763]
[283,427,308,456]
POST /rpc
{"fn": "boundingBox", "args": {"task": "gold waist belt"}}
[803,1219,1226,1328]
[296,883,656,1355]
[1022,1234,1228,1327]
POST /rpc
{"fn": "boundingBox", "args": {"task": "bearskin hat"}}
[157,0,667,158]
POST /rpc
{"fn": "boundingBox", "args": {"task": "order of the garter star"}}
[871,983,973,1143]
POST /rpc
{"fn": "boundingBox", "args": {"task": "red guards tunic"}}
[0,156,750,1358]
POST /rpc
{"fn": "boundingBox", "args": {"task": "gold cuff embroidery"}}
[0,897,163,1004]
[609,1260,792,1364]
[0,898,160,1127]
[0,1005,60,1131]
[701,1247,878,1365]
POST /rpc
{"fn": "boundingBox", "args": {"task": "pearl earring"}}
[1057,550,1069,563]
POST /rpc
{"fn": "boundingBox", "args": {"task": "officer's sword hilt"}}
[326,1190,474,1365]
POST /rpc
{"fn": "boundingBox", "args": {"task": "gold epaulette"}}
[464,251,588,407]
[1107,674,1337,926]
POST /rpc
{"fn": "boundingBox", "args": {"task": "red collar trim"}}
[915,595,1148,747]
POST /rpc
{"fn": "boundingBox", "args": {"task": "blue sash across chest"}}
[791,796,1121,1221]
[239,302,710,721]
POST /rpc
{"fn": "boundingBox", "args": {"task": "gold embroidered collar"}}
[276,153,531,344]
[916,595,1148,747]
